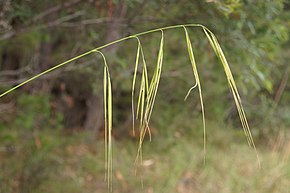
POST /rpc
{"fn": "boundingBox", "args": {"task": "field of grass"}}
[1,120,290,193]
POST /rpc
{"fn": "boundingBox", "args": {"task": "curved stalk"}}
[0,24,202,98]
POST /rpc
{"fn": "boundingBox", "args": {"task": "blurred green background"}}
[0,0,290,192]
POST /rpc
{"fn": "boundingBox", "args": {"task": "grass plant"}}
[0,24,259,190]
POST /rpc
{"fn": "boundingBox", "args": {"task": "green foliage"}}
[215,0,243,17]
[1,124,290,193]
[0,129,66,193]
[9,1,34,24]
[0,1,290,191]
[245,95,290,139]
[14,94,63,131]
[1,0,289,129]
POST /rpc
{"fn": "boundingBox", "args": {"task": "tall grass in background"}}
[0,24,259,191]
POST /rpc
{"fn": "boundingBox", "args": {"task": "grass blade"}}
[183,26,206,162]
[132,39,141,136]
[103,62,108,182]
[97,51,113,191]
[201,27,260,166]
[136,30,164,164]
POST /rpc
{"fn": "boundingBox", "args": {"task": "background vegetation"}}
[0,0,289,192]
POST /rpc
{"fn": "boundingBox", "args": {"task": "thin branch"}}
[32,0,82,22]
[0,16,165,41]
[0,102,15,114]
[0,16,127,41]
[45,11,85,27]
[274,66,290,105]
[0,11,84,41]
[0,59,96,86]
[60,18,127,27]
[0,66,32,76]
[0,31,15,40]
